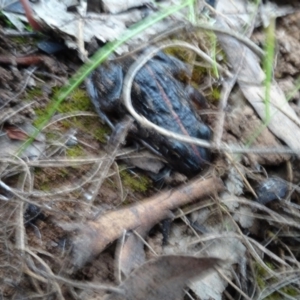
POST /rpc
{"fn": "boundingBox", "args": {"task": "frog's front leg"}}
[87,63,165,158]
[85,76,114,130]
[87,62,124,129]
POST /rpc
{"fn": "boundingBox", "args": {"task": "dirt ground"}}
[1,1,300,300]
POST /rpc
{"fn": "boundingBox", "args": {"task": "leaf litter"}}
[1,0,300,299]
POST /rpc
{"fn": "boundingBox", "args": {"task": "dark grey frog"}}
[87,51,211,176]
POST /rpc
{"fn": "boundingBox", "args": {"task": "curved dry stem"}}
[27,157,104,167]
[189,232,290,276]
[26,248,64,300]
[0,155,33,187]
[0,156,107,199]
[50,274,123,294]
[122,41,297,155]
[217,267,252,300]
[0,102,34,124]
[23,159,104,197]
[221,197,300,230]
[116,22,264,62]
[259,273,300,300]
[43,111,97,130]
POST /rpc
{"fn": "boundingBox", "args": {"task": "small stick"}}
[87,116,133,205]
[20,0,42,31]
[0,55,49,66]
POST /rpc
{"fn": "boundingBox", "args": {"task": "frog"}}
[86,50,211,176]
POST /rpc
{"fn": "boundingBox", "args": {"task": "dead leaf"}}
[4,125,30,141]
[30,0,145,49]
[104,255,222,300]
[233,205,254,228]
[29,0,193,55]
[189,237,246,300]
[162,208,247,300]
[1,0,27,31]
[1,122,45,159]
[225,94,290,166]
[225,164,244,196]
[259,1,294,27]
[101,0,151,14]
[69,177,224,268]
[119,150,165,174]
[216,0,300,153]
[115,230,146,279]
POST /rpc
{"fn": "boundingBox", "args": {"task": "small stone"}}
[255,177,288,205]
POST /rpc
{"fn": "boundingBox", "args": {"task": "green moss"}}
[39,183,50,192]
[120,169,151,193]
[33,107,47,127]
[34,168,50,191]
[253,262,299,299]
[45,132,59,140]
[58,88,92,113]
[254,262,270,290]
[33,87,106,138]
[94,126,110,143]
[25,87,44,101]
[12,36,29,44]
[264,293,282,300]
[66,145,84,157]
[281,287,299,297]
[0,12,15,28]
[210,87,221,101]
[192,65,208,85]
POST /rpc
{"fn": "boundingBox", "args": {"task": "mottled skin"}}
[87,51,211,176]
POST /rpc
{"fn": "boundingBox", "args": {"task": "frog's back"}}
[89,51,211,176]
[131,55,211,175]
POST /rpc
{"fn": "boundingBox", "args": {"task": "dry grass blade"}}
[25,249,64,300]
[87,116,133,205]
[259,273,300,300]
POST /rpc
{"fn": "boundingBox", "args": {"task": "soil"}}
[0,2,300,300]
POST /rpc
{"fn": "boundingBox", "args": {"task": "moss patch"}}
[58,88,92,113]
[210,87,221,101]
[66,145,84,157]
[120,168,151,193]
[25,87,44,101]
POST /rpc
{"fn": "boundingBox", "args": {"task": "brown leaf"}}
[105,256,222,300]
[0,123,45,159]
[4,125,30,141]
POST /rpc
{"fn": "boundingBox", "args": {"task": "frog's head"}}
[161,138,210,176]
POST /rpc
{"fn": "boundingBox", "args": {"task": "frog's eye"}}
[198,125,211,140]
[170,142,185,158]
[169,150,181,160]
